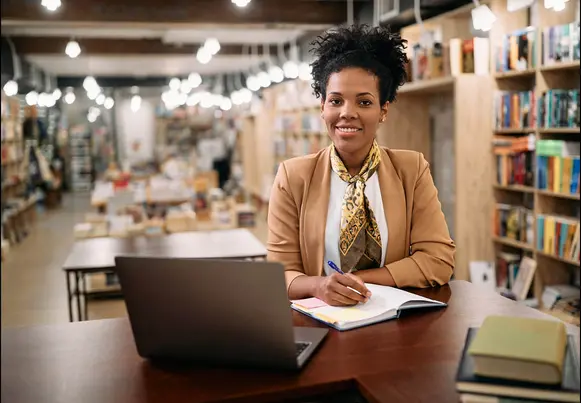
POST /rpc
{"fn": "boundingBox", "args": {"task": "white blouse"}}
[323,170,389,276]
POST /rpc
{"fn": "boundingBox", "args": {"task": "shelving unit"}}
[69,125,93,192]
[489,0,580,313]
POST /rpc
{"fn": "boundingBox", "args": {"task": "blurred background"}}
[0,0,579,327]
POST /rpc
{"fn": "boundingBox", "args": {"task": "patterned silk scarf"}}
[330,141,382,273]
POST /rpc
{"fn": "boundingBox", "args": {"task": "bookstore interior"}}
[1,0,580,401]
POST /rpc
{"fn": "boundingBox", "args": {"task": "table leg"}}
[75,271,82,321]
[82,273,88,321]
[66,271,73,322]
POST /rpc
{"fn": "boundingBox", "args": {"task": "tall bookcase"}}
[490,0,580,311]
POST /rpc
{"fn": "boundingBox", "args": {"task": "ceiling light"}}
[38,92,52,107]
[197,47,212,64]
[96,94,105,105]
[200,92,214,108]
[298,62,312,81]
[180,79,192,94]
[87,113,97,123]
[89,106,101,117]
[204,38,221,55]
[52,88,62,100]
[188,72,202,88]
[104,97,115,109]
[231,0,251,7]
[83,76,98,92]
[169,77,181,91]
[64,89,76,105]
[231,91,243,106]
[130,95,142,112]
[45,94,56,108]
[257,71,271,88]
[269,66,284,83]
[65,40,81,58]
[246,75,260,92]
[238,88,253,103]
[25,91,39,106]
[41,0,62,12]
[471,4,496,31]
[220,97,232,111]
[283,61,299,79]
[87,87,100,100]
[187,92,202,106]
[3,80,18,96]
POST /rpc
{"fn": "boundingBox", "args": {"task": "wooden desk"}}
[2,281,578,403]
[62,229,267,322]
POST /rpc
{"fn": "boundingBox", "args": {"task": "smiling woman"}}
[267,25,456,307]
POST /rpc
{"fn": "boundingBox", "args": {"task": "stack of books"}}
[456,316,580,402]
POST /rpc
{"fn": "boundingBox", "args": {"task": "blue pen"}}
[327,260,368,298]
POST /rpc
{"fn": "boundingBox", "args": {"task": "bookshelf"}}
[490,0,580,313]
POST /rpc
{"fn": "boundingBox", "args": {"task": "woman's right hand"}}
[314,273,372,306]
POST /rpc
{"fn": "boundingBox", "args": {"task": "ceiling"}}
[1,0,370,84]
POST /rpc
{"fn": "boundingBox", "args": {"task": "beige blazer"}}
[267,146,455,290]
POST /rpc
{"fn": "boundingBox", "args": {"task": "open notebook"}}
[291,284,447,331]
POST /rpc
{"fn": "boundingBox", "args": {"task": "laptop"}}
[114,256,328,370]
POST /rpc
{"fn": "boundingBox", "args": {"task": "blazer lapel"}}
[377,148,407,264]
[303,147,331,277]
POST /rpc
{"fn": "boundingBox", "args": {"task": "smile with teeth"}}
[336,127,361,132]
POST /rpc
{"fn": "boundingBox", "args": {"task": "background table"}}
[62,229,267,322]
[3,281,579,403]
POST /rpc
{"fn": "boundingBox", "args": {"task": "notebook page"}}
[309,283,444,324]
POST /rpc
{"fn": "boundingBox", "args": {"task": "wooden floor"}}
[1,193,269,328]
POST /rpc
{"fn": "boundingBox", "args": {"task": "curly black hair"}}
[309,24,408,105]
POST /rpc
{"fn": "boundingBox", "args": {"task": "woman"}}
[267,25,455,306]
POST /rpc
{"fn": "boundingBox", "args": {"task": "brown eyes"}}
[328,99,373,107]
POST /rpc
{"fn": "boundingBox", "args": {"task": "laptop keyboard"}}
[295,342,311,357]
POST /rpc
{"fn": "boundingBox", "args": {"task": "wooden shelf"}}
[493,69,536,79]
[536,189,580,201]
[536,250,580,267]
[493,237,534,251]
[494,128,535,134]
[493,184,535,193]
[538,128,580,134]
[399,76,455,95]
[539,61,581,73]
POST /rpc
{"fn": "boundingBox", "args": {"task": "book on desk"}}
[291,284,446,331]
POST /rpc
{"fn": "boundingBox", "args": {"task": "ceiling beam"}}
[8,37,287,56]
[0,0,347,26]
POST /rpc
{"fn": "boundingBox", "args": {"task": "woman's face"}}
[321,67,388,156]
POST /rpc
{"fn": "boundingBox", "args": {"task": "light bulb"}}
[38,92,51,107]
[25,91,38,106]
[269,65,284,83]
[246,75,260,91]
[41,0,62,11]
[204,38,221,55]
[169,78,181,91]
[52,88,62,100]
[238,88,252,103]
[130,95,142,112]
[83,76,99,92]
[200,92,213,108]
[96,94,105,105]
[89,106,101,117]
[188,72,202,88]
[197,47,212,64]
[299,62,312,81]
[87,87,100,100]
[220,97,232,111]
[45,94,56,108]
[471,5,496,31]
[187,92,202,106]
[64,91,76,104]
[283,61,299,79]
[104,97,114,109]
[3,80,18,96]
[65,40,81,58]
[180,79,192,94]
[87,112,97,123]
[231,0,251,7]
[257,71,271,88]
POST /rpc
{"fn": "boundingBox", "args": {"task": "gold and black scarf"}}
[330,141,382,273]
